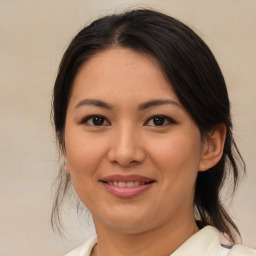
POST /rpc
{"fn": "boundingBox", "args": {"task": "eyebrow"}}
[138,99,180,110]
[74,98,180,110]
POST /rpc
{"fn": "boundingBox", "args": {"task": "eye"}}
[145,115,176,127]
[80,115,110,126]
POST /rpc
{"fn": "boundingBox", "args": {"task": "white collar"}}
[171,225,220,256]
[65,225,227,256]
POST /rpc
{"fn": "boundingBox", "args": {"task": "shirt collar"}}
[171,225,220,256]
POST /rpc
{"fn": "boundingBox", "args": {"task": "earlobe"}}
[199,123,226,172]
[64,156,71,173]
[65,163,71,173]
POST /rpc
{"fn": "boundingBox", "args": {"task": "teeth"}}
[134,181,140,186]
[107,181,149,187]
[119,182,126,187]
[126,181,134,187]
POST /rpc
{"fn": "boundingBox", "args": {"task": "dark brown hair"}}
[51,8,245,243]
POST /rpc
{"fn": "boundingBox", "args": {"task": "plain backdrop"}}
[0,0,255,255]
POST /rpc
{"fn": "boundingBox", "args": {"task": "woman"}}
[51,9,255,256]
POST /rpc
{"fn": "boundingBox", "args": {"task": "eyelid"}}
[80,114,111,126]
[144,115,177,126]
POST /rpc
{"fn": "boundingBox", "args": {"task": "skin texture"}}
[64,48,226,256]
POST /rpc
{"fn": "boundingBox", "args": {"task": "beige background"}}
[0,0,255,255]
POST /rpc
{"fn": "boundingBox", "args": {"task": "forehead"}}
[70,47,179,105]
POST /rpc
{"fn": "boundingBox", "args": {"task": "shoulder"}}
[64,236,97,256]
[228,244,256,256]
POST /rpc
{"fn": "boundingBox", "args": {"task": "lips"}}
[99,174,156,199]
[100,174,154,183]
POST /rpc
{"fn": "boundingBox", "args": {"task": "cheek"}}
[150,131,201,166]
[147,130,202,188]
[64,130,109,206]
[65,129,108,179]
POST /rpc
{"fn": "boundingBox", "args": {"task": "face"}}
[64,48,205,234]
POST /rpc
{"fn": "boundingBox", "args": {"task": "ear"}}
[199,123,226,172]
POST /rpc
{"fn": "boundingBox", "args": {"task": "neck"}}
[92,217,199,256]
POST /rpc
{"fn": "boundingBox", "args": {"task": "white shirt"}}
[65,226,256,256]
[219,245,231,256]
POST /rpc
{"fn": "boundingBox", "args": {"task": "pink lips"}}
[100,174,155,199]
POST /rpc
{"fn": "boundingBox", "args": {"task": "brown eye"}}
[81,115,110,126]
[145,115,176,127]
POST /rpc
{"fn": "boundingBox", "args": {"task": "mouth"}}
[99,174,156,199]
[100,180,155,187]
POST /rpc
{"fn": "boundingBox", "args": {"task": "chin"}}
[94,209,158,234]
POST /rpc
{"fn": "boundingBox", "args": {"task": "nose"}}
[107,124,146,167]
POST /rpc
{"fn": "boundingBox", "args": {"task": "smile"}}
[100,174,156,198]
[101,180,154,187]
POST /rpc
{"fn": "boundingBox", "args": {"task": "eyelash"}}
[80,114,177,127]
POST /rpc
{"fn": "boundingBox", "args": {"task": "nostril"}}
[107,142,146,167]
